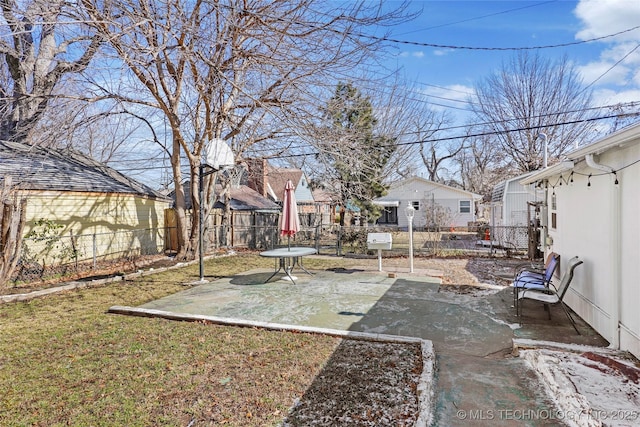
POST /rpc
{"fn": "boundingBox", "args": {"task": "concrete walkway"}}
[133,266,608,426]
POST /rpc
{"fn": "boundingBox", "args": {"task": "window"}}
[459,200,471,213]
[377,207,398,224]
[411,201,419,210]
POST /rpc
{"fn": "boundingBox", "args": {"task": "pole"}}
[198,164,218,281]
[538,133,548,168]
[199,164,205,282]
[408,216,414,273]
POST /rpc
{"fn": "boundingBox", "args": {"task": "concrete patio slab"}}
[141,268,440,332]
[132,265,611,426]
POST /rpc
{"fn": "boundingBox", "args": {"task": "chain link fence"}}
[214,222,532,258]
[12,227,168,284]
[6,219,533,286]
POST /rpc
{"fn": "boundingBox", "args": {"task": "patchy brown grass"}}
[1,253,465,426]
[0,254,354,426]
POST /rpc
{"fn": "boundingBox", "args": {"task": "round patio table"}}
[259,247,317,284]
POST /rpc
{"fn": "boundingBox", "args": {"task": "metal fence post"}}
[92,233,97,268]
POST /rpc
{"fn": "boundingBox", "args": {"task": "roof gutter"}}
[519,161,575,185]
[373,200,400,207]
[585,153,614,174]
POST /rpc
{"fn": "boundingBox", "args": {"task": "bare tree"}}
[604,102,640,134]
[470,52,596,172]
[455,131,514,197]
[81,0,414,258]
[0,0,101,144]
[377,81,451,183]
[411,106,458,183]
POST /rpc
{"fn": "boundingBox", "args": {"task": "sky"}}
[114,0,640,188]
[379,0,640,122]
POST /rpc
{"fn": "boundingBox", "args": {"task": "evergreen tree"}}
[320,83,395,224]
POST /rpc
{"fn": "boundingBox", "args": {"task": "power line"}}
[111,110,638,175]
[352,24,640,51]
[413,81,474,96]
[395,0,559,35]
[580,43,640,95]
[242,101,640,155]
[230,4,640,52]
[253,112,633,160]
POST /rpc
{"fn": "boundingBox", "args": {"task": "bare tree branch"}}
[80,0,414,258]
[470,51,596,172]
[0,0,101,143]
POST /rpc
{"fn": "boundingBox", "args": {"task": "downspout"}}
[585,154,621,349]
[538,133,549,258]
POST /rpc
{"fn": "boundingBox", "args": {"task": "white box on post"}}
[367,233,393,271]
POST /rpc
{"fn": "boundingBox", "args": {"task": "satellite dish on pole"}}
[204,138,235,170]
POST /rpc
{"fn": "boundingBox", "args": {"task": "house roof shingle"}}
[0,140,168,200]
[213,185,281,211]
[265,165,302,201]
[170,181,280,211]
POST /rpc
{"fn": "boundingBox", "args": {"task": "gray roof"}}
[170,181,280,211]
[214,185,281,211]
[0,140,168,200]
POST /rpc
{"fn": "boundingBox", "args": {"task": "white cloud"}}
[574,0,640,42]
[592,87,640,107]
[634,68,640,86]
[398,51,426,59]
[574,0,640,99]
[577,59,631,86]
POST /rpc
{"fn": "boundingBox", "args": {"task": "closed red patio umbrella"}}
[280,179,300,249]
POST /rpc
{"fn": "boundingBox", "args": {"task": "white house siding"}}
[376,177,479,228]
[526,127,640,359]
[504,180,537,226]
[492,173,541,228]
[550,173,616,341]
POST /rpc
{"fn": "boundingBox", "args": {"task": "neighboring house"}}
[212,184,281,249]
[0,140,171,263]
[374,176,482,229]
[521,123,640,360]
[167,181,280,249]
[170,181,280,212]
[310,187,335,225]
[246,158,322,220]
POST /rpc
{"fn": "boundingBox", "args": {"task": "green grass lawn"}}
[0,254,353,426]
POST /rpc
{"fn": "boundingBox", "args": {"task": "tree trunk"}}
[0,177,27,287]
[170,139,191,260]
